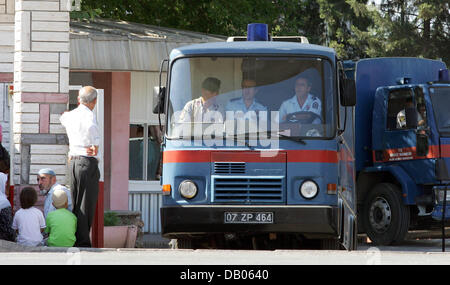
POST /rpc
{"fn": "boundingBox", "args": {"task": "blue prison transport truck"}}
[156,24,358,250]
[156,25,450,248]
[349,58,450,245]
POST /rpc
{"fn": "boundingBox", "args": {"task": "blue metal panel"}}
[286,162,338,206]
[169,41,336,61]
[371,87,388,151]
[363,165,421,204]
[440,137,450,182]
[162,139,342,206]
[162,162,211,206]
[432,205,450,220]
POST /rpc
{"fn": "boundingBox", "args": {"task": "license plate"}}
[224,212,274,224]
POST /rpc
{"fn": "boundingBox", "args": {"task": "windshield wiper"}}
[167,132,305,147]
[239,131,307,145]
[277,133,306,145]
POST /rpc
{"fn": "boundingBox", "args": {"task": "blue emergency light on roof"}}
[247,23,269,41]
[439,69,449,82]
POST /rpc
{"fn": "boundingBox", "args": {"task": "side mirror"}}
[340,78,356,107]
[416,133,429,157]
[405,107,418,129]
[152,86,166,114]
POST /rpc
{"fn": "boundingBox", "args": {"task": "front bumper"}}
[161,205,338,239]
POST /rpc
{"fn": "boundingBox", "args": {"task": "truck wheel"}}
[363,183,410,245]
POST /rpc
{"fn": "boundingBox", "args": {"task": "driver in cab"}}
[278,76,322,124]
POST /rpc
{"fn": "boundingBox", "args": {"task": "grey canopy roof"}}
[69,18,225,71]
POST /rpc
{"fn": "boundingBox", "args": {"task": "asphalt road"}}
[1,238,450,265]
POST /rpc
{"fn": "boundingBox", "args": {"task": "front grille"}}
[213,177,284,204]
[214,162,245,174]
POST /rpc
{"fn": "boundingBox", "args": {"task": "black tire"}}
[363,183,410,245]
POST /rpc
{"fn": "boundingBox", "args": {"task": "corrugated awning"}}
[69,18,225,72]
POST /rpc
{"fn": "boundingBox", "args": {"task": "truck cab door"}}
[377,87,435,186]
[337,71,357,250]
[336,117,357,250]
[337,138,357,250]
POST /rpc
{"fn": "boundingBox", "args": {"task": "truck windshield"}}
[167,56,335,142]
[430,86,450,135]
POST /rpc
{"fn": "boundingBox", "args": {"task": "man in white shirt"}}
[60,86,100,247]
[37,168,72,219]
[178,77,223,123]
[278,76,322,124]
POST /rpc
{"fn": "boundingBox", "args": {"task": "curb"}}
[0,239,124,252]
[1,234,171,252]
[139,234,171,249]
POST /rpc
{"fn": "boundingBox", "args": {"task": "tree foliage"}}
[72,0,325,41]
[316,0,374,60]
[72,0,449,65]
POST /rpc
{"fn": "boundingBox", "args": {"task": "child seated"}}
[12,187,46,246]
[45,189,77,247]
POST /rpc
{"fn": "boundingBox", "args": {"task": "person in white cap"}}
[37,168,72,219]
[44,189,77,247]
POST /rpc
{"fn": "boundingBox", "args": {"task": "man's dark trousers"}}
[70,156,100,247]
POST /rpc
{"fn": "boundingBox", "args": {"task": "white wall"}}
[0,0,14,73]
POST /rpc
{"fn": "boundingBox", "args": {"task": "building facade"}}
[0,0,223,233]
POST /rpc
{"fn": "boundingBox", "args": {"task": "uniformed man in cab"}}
[278,75,322,124]
[225,78,267,120]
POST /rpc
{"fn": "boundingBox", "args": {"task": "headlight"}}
[179,180,198,199]
[300,180,319,199]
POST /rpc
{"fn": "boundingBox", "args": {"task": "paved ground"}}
[1,241,450,265]
[3,231,450,252]
[139,231,450,251]
[2,231,450,265]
